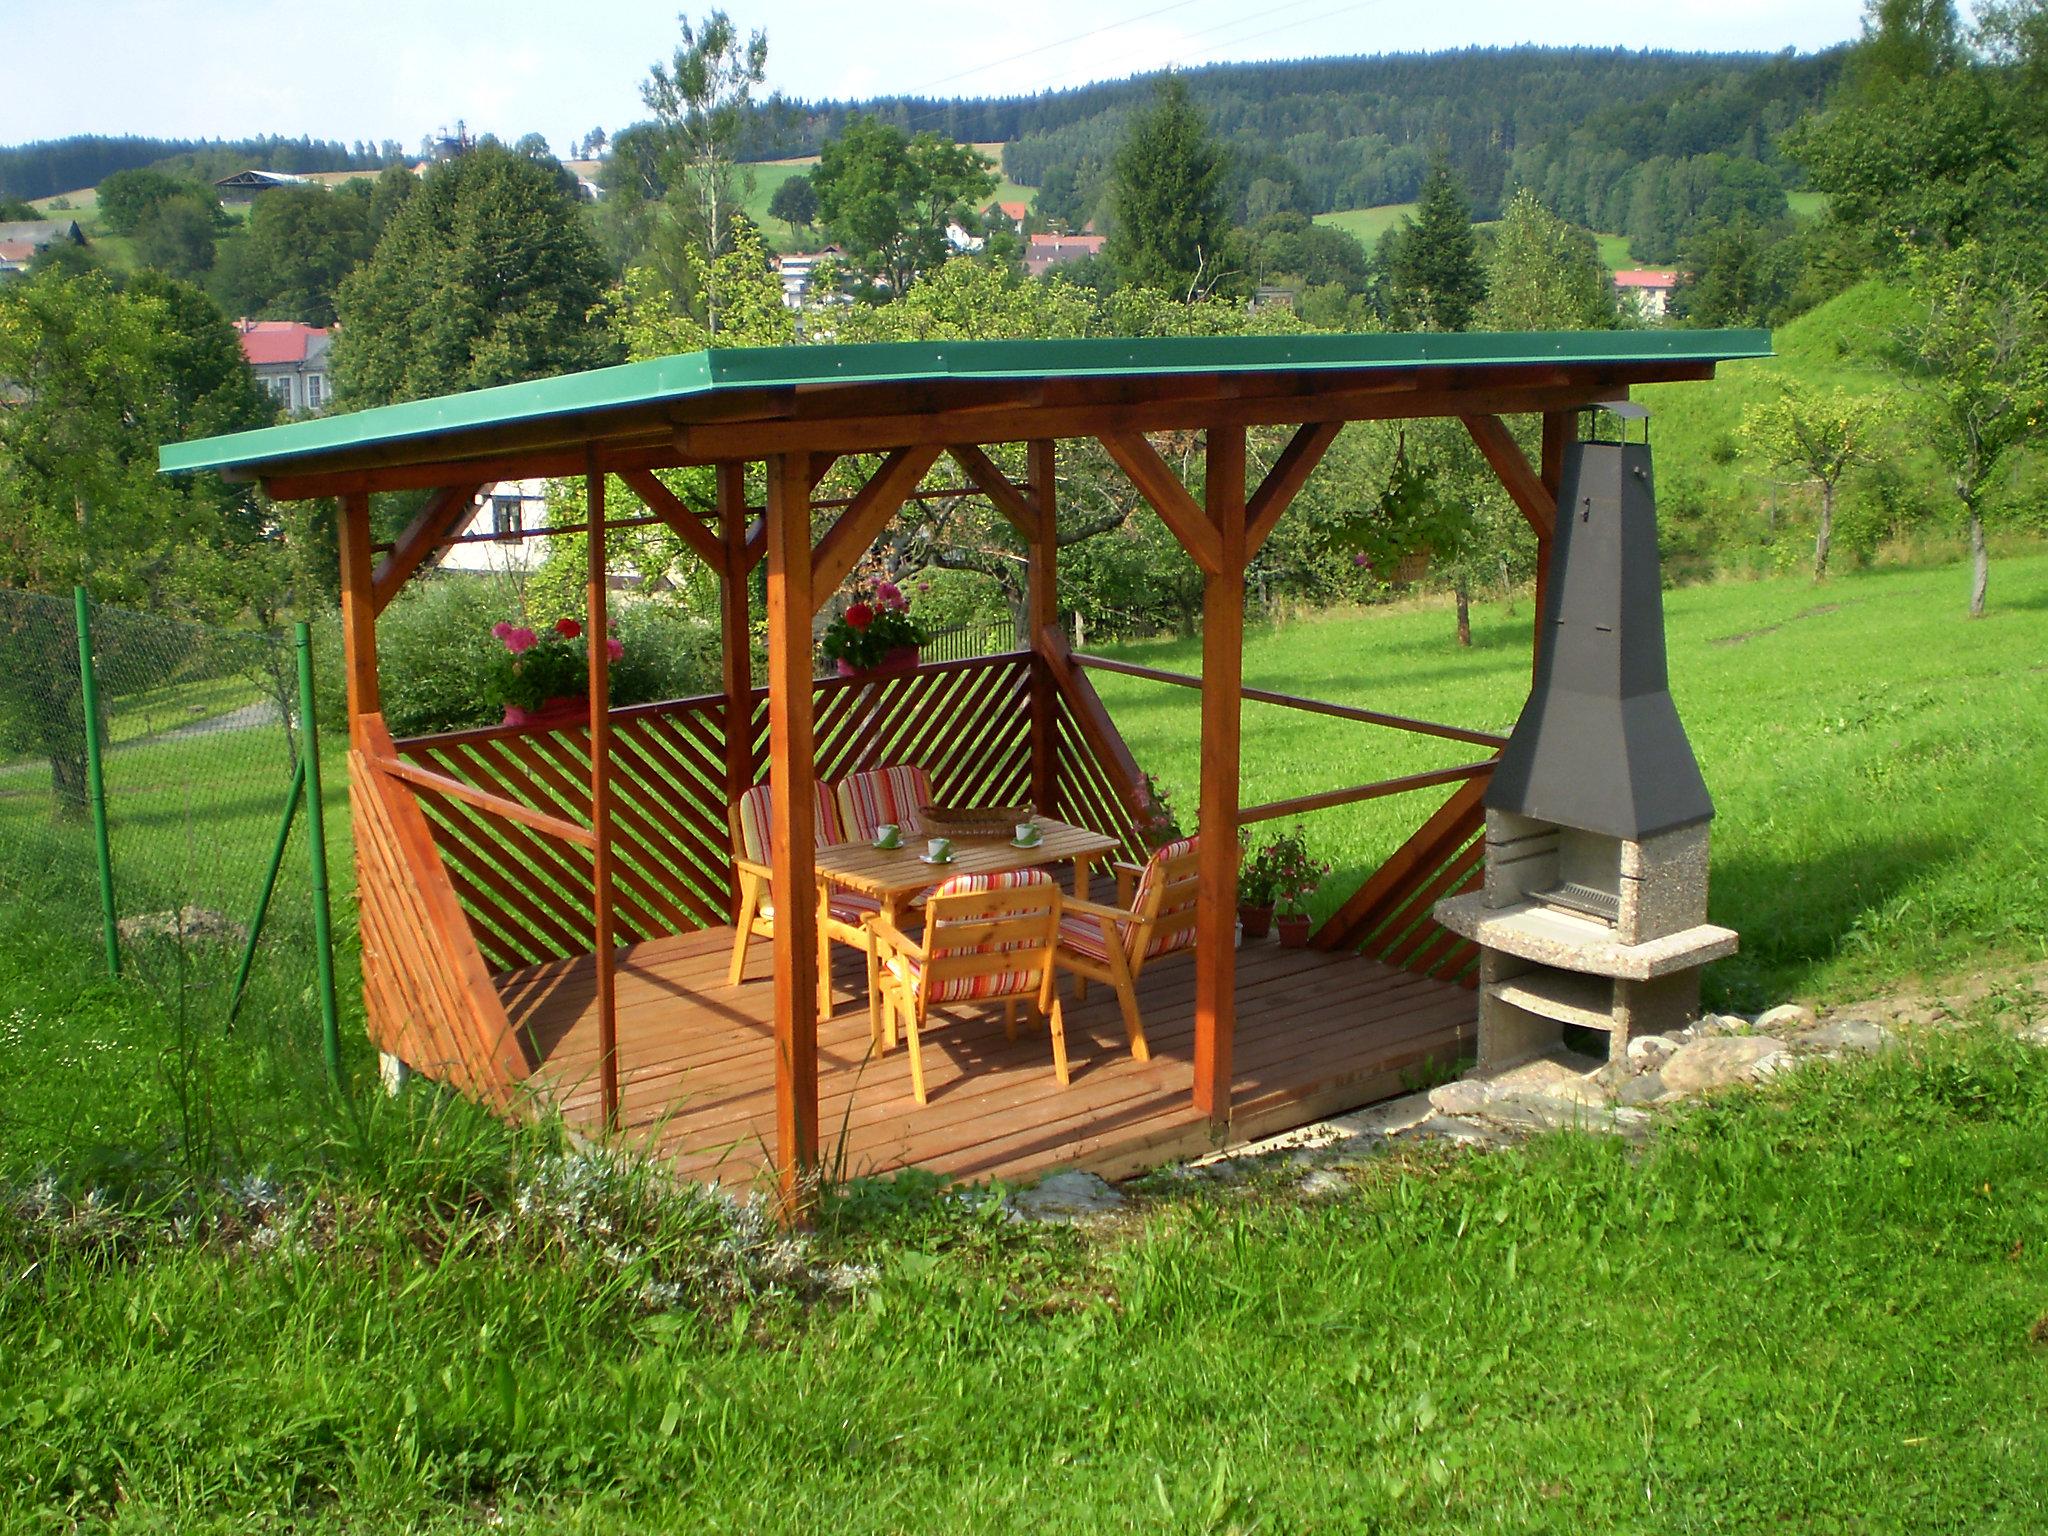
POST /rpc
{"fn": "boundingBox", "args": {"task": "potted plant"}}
[821,581,931,679]
[485,617,623,729]
[1132,772,1182,852]
[1240,824,1327,945]
[1237,834,1282,940]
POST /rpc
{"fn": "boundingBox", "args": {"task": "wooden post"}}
[1536,410,1571,675]
[585,452,620,1130]
[717,461,755,922]
[764,452,822,1219]
[336,491,380,747]
[1025,439,1058,819]
[1194,425,1247,1124]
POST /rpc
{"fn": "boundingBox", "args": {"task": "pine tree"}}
[1388,157,1485,331]
[1106,77,1231,297]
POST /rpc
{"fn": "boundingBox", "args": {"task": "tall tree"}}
[640,10,769,331]
[1105,77,1231,298]
[812,119,996,295]
[332,143,621,406]
[767,173,818,242]
[132,193,219,280]
[1740,384,1887,579]
[1477,190,1616,330]
[1387,157,1485,331]
[1891,242,2048,616]
[217,184,375,325]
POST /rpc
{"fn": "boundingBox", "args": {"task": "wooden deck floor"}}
[498,928,1476,1190]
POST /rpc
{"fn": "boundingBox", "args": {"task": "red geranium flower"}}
[555,617,583,639]
[844,602,875,631]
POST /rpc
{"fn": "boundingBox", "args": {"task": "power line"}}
[903,0,1211,96]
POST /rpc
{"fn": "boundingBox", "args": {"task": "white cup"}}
[927,836,952,861]
[1015,821,1037,843]
[876,822,899,848]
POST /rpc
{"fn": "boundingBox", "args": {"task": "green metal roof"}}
[159,328,1772,477]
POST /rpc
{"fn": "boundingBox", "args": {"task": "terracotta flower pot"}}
[835,645,920,680]
[503,695,586,730]
[1277,911,1312,948]
[1237,902,1275,940]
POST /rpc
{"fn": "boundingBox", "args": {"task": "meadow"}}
[3,551,2046,1531]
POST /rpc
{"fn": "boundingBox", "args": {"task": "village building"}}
[213,169,313,205]
[1023,231,1106,277]
[435,481,552,574]
[982,199,1029,233]
[1613,268,1681,320]
[235,320,332,414]
[0,220,86,280]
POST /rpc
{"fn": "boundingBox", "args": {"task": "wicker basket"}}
[918,802,1035,838]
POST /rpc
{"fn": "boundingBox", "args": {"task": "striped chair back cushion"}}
[732,781,848,864]
[1131,836,1200,958]
[902,868,1057,1005]
[836,764,934,841]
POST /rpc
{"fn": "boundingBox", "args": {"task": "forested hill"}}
[0,135,405,202]
[757,46,1845,220]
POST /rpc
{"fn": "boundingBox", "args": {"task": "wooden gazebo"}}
[163,330,1769,1209]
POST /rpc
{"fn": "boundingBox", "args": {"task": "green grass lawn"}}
[1315,202,1417,249]
[3,553,2047,1528]
[743,147,1033,254]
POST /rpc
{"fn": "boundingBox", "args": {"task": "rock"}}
[1755,1003,1818,1034]
[116,905,247,947]
[1627,1034,1680,1072]
[1324,1092,1435,1139]
[1428,1079,1496,1116]
[1007,1170,1124,1224]
[1802,1017,1893,1054]
[1695,1012,1754,1037]
[2020,1021,2048,1049]
[1618,1071,1673,1107]
[1298,1169,1349,1199]
[1658,1035,1792,1097]
[1398,1115,1513,1148]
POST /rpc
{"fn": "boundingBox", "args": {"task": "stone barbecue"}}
[1437,409,1737,1069]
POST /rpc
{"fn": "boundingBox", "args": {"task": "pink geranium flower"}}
[875,580,906,610]
[491,620,514,641]
[503,626,539,654]
[606,636,624,662]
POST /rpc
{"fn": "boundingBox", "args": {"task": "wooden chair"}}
[870,869,1067,1105]
[835,763,935,843]
[1054,835,1200,1064]
[728,782,882,1022]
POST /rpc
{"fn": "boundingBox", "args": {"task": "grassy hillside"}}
[743,145,1034,253]
[1314,202,1416,249]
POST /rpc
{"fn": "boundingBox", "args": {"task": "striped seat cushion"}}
[1058,836,1199,963]
[1057,911,1122,962]
[734,781,848,864]
[891,868,1050,1004]
[760,890,882,925]
[836,764,934,841]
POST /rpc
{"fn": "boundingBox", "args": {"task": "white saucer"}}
[1009,837,1044,850]
[872,840,903,851]
[917,853,956,866]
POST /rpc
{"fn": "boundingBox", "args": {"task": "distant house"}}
[236,320,331,414]
[1613,269,1681,320]
[1023,232,1105,278]
[0,220,86,280]
[982,199,1029,233]
[774,248,845,309]
[214,169,312,205]
[436,482,551,574]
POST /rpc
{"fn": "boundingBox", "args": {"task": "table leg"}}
[1072,854,1090,903]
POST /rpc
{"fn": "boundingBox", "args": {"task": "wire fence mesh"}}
[0,588,340,1031]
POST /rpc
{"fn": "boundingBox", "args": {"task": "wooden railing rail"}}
[1067,651,1507,750]
[1236,760,1497,826]
[367,752,599,848]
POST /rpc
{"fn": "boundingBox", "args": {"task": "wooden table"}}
[816,816,1120,923]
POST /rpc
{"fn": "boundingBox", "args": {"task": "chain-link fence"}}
[0,588,340,1066]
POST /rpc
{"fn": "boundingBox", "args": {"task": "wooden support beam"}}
[1194,424,1246,1124]
[948,444,1041,540]
[1024,439,1058,817]
[586,452,620,1131]
[1099,431,1224,575]
[717,462,754,922]
[765,451,822,1220]
[337,491,381,747]
[1246,420,1341,557]
[368,753,599,847]
[1038,627,1150,818]
[1461,413,1556,539]
[370,483,484,615]
[619,468,726,572]
[809,444,943,605]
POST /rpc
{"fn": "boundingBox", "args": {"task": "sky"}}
[1,0,1868,151]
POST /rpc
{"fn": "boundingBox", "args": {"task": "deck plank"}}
[502,925,1475,1192]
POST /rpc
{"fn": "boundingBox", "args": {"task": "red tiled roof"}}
[991,200,1028,221]
[236,320,328,366]
[0,241,34,263]
[1026,233,1104,254]
[1613,269,1679,289]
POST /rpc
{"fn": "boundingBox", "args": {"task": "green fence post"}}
[226,755,303,1027]
[297,623,342,1088]
[74,586,119,978]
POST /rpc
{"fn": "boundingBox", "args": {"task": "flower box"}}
[503,695,586,730]
[834,644,920,680]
